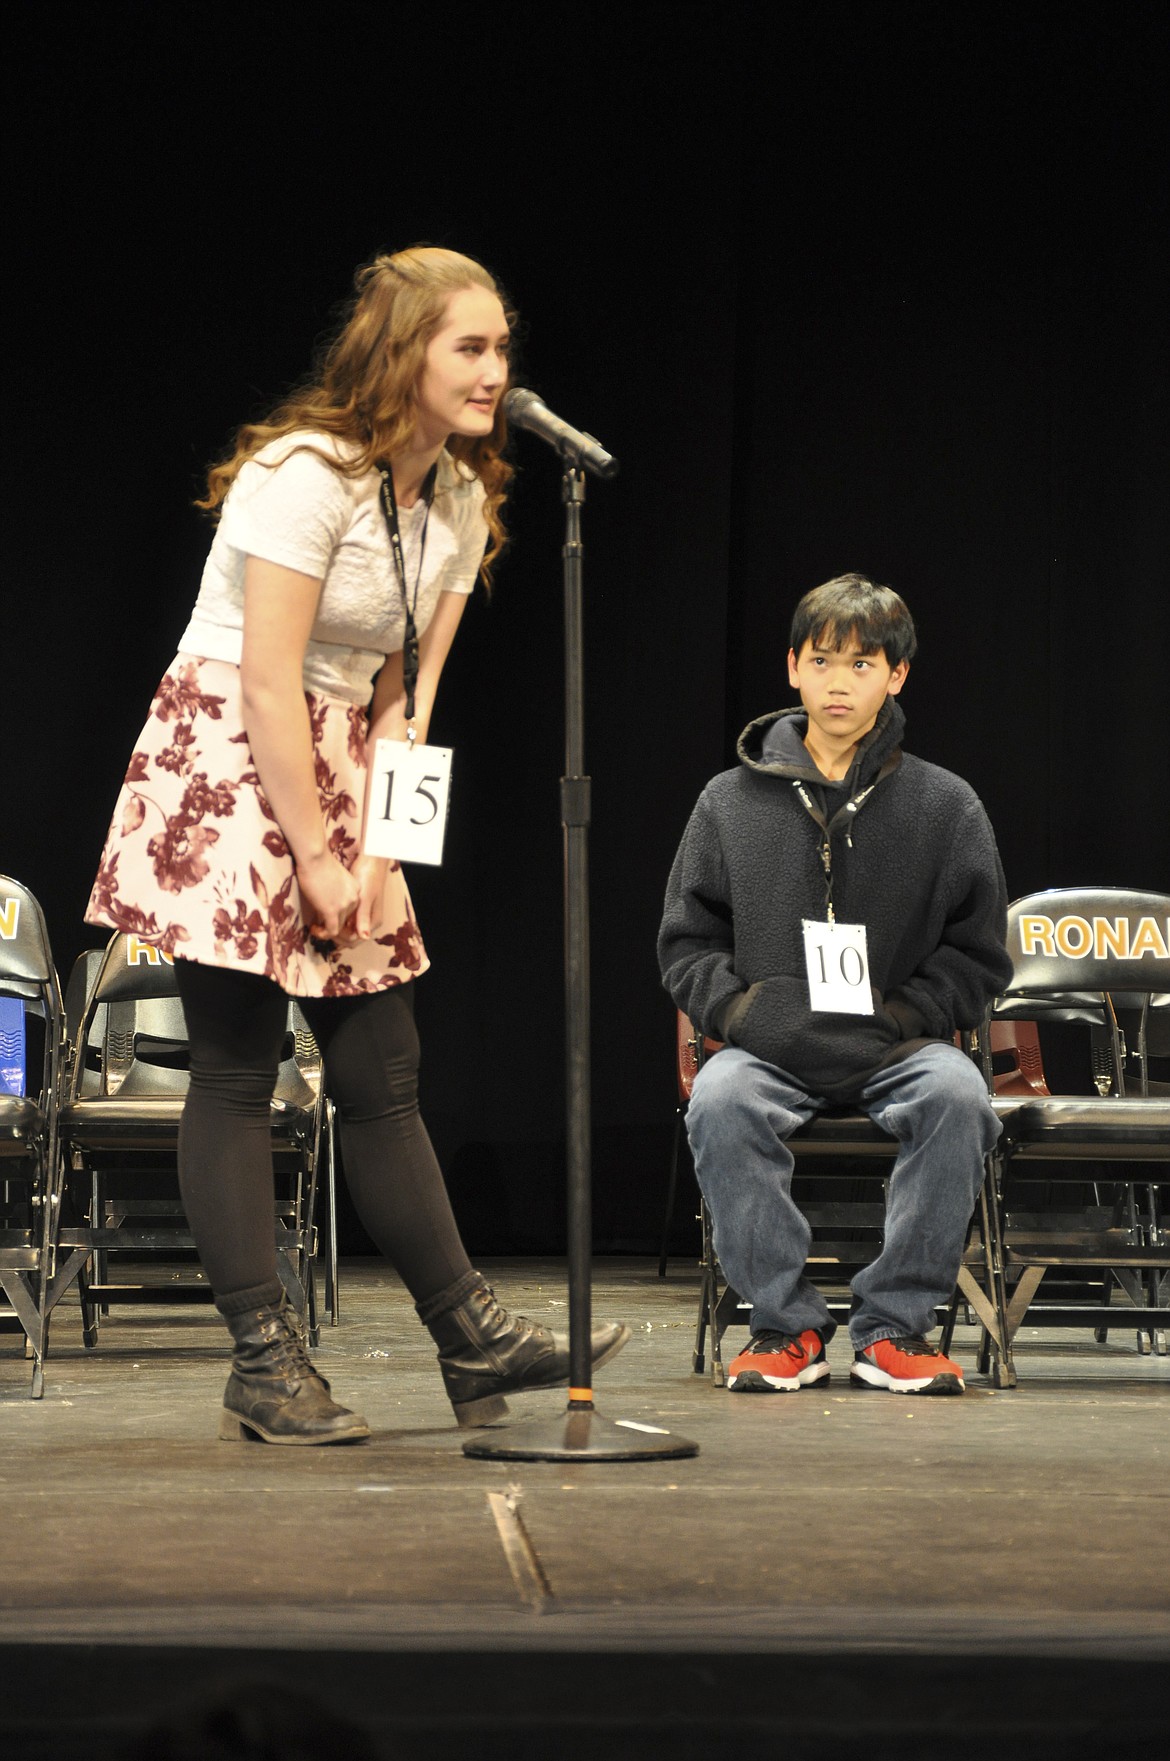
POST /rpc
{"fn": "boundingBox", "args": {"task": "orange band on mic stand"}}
[568,1387,593,1403]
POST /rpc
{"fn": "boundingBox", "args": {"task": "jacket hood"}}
[736,697,906,789]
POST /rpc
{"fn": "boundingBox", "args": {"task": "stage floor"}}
[2,1257,1167,1758]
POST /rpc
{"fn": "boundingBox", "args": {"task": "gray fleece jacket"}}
[657,698,1012,1100]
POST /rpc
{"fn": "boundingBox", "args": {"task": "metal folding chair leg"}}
[658,1106,688,1278]
[943,1170,1017,1388]
[692,1198,747,1387]
[321,1098,339,1326]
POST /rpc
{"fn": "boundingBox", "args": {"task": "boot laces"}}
[498,1309,548,1346]
[262,1307,320,1380]
[480,1287,547,1345]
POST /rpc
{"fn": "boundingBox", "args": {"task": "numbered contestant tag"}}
[802,918,873,1015]
[364,739,453,867]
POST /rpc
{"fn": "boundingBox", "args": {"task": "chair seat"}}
[1003,1241,1168,1267]
[790,1112,896,1151]
[998,1096,1170,1153]
[58,1097,311,1148]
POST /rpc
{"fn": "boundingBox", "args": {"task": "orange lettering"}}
[1093,917,1129,959]
[1019,915,1055,956]
[126,936,172,966]
[1129,917,1170,960]
[1054,916,1092,957]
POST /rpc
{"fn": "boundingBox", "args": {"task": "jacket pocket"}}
[729,975,901,1092]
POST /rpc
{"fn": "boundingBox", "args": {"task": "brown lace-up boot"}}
[418,1271,631,1427]
[216,1284,371,1445]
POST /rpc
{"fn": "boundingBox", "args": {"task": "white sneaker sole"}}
[849,1361,964,1395]
[728,1362,831,1393]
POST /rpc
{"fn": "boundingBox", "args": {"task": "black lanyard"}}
[792,752,902,920]
[378,462,437,725]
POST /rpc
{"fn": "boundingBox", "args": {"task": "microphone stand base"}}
[462,1404,699,1463]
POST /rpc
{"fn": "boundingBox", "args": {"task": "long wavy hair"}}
[197,246,515,581]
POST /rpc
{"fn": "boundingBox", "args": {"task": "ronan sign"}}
[1019,914,1170,961]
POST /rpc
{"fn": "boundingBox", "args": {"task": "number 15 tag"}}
[364,739,453,867]
[802,918,874,1014]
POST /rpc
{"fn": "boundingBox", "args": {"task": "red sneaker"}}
[850,1335,965,1395]
[727,1329,830,1393]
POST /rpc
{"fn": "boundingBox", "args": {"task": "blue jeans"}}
[686,1042,1001,1349]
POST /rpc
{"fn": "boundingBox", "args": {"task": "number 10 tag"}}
[364,739,453,867]
[802,918,874,1014]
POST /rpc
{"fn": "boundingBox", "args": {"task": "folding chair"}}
[976,886,1170,1361]
[44,934,331,1368]
[671,1012,1010,1387]
[657,1010,720,1277]
[288,1012,341,1328]
[0,875,65,1397]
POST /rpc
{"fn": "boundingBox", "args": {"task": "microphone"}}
[503,387,619,479]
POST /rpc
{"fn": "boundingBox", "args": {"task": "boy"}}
[658,575,1011,1394]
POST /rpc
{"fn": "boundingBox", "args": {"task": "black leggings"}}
[174,960,472,1304]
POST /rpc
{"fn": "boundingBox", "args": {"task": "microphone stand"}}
[465,457,697,1464]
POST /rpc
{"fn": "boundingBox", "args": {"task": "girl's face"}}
[414,286,510,445]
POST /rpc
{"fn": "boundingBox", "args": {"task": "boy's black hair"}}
[790,573,918,667]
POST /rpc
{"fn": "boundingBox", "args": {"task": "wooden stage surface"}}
[2,1257,1166,1758]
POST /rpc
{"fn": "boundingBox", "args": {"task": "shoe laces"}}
[749,1330,809,1360]
[882,1335,937,1357]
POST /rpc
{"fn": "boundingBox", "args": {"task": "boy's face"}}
[787,631,908,750]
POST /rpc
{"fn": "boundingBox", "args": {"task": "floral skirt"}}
[85,656,429,997]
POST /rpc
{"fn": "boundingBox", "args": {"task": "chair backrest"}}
[987,1019,1050,1097]
[64,947,107,1042]
[675,1011,723,1103]
[68,935,183,1099]
[105,994,192,1099]
[0,875,61,1004]
[1000,887,1170,1096]
[1003,887,1170,995]
[279,1003,322,1110]
[64,948,110,1096]
[0,874,65,1134]
[73,933,321,1111]
[92,934,181,1005]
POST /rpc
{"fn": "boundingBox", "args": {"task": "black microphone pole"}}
[466,405,696,1466]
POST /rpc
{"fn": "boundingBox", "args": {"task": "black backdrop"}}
[8,2,1167,1253]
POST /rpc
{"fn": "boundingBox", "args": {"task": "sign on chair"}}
[1018,912,1169,961]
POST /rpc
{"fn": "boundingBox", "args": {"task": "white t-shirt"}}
[178,432,488,704]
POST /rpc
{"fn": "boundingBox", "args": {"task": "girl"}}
[86,247,628,1443]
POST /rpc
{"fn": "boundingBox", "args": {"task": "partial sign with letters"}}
[1019,914,1169,961]
[126,936,173,966]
